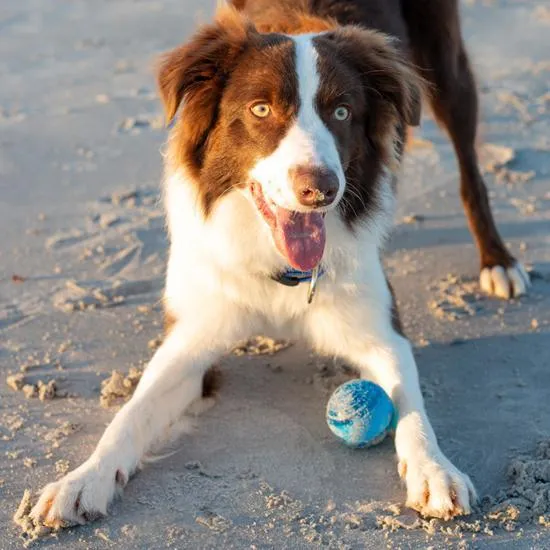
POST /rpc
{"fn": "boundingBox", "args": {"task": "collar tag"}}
[307,265,321,304]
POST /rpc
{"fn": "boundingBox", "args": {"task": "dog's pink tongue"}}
[274,207,325,272]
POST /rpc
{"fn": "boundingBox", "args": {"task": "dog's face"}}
[158,8,420,271]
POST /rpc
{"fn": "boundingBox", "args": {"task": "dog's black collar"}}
[270,266,325,303]
[270,271,302,287]
[271,267,324,286]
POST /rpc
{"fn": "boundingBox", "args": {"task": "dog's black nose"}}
[289,165,339,208]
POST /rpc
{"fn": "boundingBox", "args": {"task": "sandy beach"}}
[1,0,550,548]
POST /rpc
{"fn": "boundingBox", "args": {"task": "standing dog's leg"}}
[306,258,476,519]
[402,0,530,299]
[30,309,244,527]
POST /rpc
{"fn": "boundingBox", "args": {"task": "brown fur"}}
[157,8,253,124]
[313,27,422,225]
[254,13,336,34]
[160,0,519,273]
[158,6,420,227]
[400,0,515,270]
[158,8,302,216]
[234,0,335,34]
[229,0,519,271]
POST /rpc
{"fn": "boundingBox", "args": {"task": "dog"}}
[31,0,530,527]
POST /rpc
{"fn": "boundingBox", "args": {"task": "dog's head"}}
[158,7,421,271]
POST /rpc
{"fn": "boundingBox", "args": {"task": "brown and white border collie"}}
[32,0,530,526]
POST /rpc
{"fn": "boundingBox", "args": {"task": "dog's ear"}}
[157,7,254,124]
[407,84,422,127]
[362,31,424,128]
[325,27,424,128]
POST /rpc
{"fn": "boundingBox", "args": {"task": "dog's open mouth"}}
[250,183,325,272]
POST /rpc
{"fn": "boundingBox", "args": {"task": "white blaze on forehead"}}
[293,34,343,171]
[248,33,345,211]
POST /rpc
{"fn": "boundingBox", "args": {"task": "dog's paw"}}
[30,459,127,529]
[480,262,530,300]
[398,451,476,520]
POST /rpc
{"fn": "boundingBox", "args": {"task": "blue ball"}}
[326,380,395,448]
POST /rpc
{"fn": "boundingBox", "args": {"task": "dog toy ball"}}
[326,380,395,448]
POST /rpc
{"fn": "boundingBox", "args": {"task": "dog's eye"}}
[250,103,271,118]
[333,105,351,121]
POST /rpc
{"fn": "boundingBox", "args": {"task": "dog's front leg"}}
[30,313,241,528]
[353,330,476,519]
[307,270,476,519]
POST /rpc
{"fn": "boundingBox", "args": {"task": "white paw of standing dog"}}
[480,262,530,300]
[30,458,127,528]
[398,450,477,520]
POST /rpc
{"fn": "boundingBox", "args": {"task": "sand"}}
[99,368,142,408]
[1,0,550,548]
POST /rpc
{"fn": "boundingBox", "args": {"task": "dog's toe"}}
[400,453,477,520]
[30,459,125,529]
[480,262,530,299]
